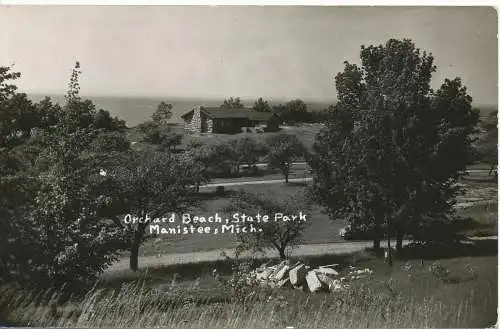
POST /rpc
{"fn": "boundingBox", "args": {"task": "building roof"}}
[202,108,250,119]
[181,107,276,121]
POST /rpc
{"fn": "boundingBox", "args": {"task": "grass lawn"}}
[137,182,346,257]
[136,171,496,257]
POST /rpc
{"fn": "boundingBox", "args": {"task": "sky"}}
[0,6,497,105]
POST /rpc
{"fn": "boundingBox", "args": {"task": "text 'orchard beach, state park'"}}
[123,212,308,235]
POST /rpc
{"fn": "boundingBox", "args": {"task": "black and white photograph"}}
[0,4,498,328]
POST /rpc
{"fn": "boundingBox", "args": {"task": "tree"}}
[221,97,244,109]
[152,101,173,124]
[34,96,62,129]
[94,109,127,131]
[233,137,268,170]
[253,97,271,112]
[309,39,479,260]
[25,133,128,288]
[213,141,240,176]
[139,102,182,152]
[273,99,311,124]
[285,99,310,123]
[477,110,498,176]
[164,133,183,151]
[109,150,199,271]
[224,190,311,260]
[1,62,132,287]
[91,131,131,154]
[0,67,39,149]
[0,66,47,284]
[266,134,306,183]
[183,142,213,192]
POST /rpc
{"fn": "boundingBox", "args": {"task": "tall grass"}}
[2,271,496,329]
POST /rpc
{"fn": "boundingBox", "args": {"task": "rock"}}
[256,268,274,281]
[269,261,287,281]
[306,270,325,293]
[273,265,290,281]
[317,273,335,289]
[321,264,340,268]
[315,267,339,276]
[277,277,291,288]
[289,264,307,286]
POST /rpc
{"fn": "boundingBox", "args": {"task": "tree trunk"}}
[386,217,393,266]
[373,221,382,251]
[278,247,287,260]
[386,237,393,266]
[130,241,140,272]
[130,224,145,272]
[396,231,403,254]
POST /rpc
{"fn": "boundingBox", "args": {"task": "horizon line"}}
[25,92,498,108]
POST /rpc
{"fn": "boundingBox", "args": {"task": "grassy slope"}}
[4,252,497,328]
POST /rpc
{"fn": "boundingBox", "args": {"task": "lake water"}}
[29,94,335,128]
[28,94,496,128]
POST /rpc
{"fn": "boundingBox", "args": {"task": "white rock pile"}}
[248,260,373,293]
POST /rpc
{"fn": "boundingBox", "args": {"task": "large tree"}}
[309,39,479,261]
[1,62,131,287]
[109,150,199,271]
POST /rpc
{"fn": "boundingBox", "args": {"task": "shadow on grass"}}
[192,190,235,201]
[398,239,497,261]
[100,249,374,291]
[285,181,310,187]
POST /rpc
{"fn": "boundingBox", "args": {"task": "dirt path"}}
[203,168,492,188]
[201,177,313,188]
[107,240,405,273]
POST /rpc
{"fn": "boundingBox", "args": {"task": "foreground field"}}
[3,251,497,328]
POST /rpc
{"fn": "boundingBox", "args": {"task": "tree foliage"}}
[309,39,479,256]
[266,134,307,183]
[221,97,244,109]
[1,62,131,288]
[224,190,311,259]
[232,137,268,169]
[253,97,271,112]
[152,101,173,124]
[477,110,498,176]
[109,150,199,271]
[139,102,182,151]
